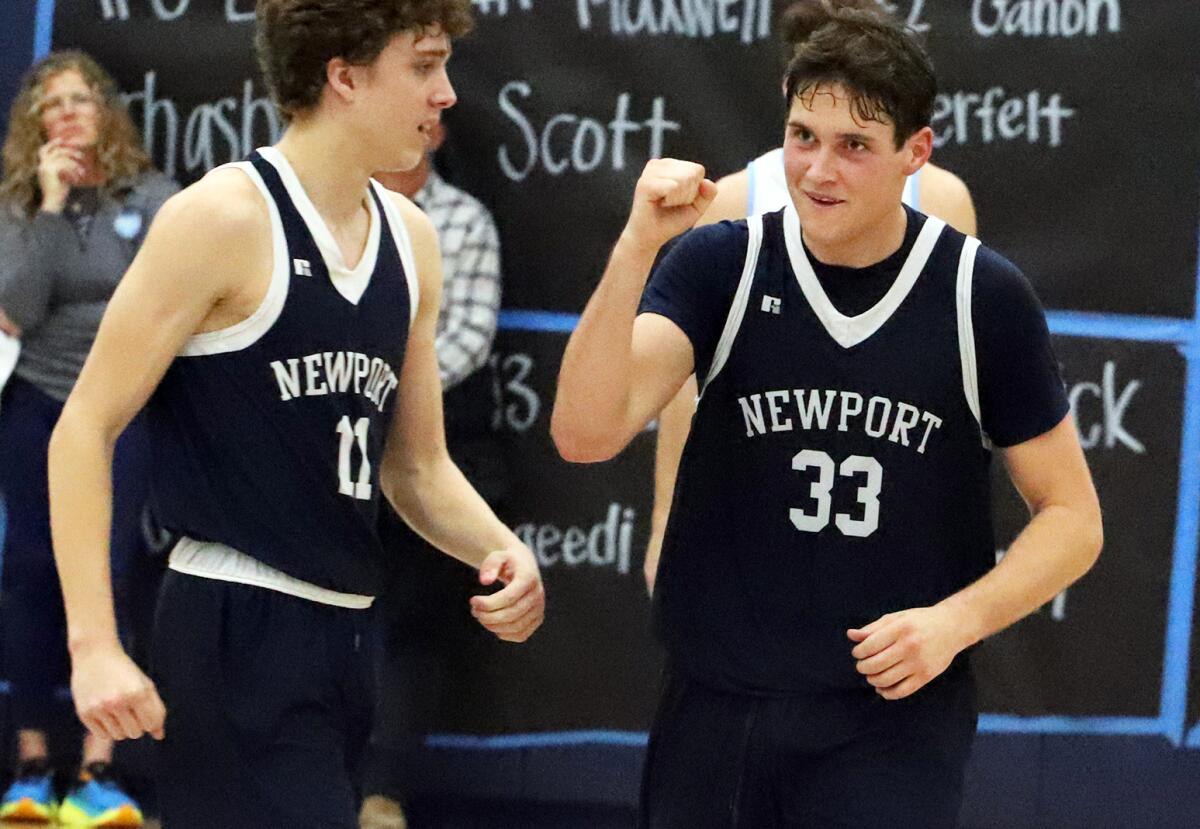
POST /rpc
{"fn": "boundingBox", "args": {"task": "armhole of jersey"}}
[371,180,421,328]
[699,215,763,398]
[956,236,990,449]
[179,161,289,357]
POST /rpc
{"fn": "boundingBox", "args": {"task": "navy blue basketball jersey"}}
[651,205,1002,695]
[146,147,417,596]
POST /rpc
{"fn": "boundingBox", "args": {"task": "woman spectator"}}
[0,50,176,827]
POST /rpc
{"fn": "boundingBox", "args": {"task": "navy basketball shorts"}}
[639,669,977,829]
[150,570,373,829]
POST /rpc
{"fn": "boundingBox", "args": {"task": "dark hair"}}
[255,0,474,118]
[783,2,935,148]
[778,0,885,59]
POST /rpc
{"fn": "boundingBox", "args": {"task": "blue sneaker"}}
[57,762,143,828]
[0,757,56,822]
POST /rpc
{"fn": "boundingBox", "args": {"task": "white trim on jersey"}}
[700,214,764,396]
[370,179,422,329]
[258,146,381,306]
[745,147,921,215]
[179,161,290,357]
[783,203,945,349]
[747,148,786,216]
[955,236,990,448]
[169,536,375,608]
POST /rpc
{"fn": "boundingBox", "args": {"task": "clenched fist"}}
[621,158,718,252]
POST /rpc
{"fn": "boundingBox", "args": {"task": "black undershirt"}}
[804,208,922,317]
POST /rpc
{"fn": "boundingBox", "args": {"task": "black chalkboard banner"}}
[37,0,1200,747]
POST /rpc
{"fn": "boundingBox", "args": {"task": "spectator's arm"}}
[0,211,72,333]
[435,211,501,390]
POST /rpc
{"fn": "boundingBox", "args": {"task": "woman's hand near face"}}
[37,139,85,213]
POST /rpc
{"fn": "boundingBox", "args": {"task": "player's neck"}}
[803,204,908,269]
[273,120,373,225]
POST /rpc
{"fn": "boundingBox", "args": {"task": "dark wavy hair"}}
[783,2,936,148]
[778,0,886,58]
[255,0,474,119]
[0,51,152,217]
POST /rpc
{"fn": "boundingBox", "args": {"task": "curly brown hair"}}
[784,2,936,149]
[0,51,152,218]
[256,0,474,119]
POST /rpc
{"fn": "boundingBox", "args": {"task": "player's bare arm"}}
[379,193,543,643]
[47,168,273,742]
[920,164,977,237]
[849,414,1102,700]
[553,159,716,464]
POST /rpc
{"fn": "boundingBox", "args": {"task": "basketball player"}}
[644,0,977,594]
[553,7,1101,827]
[47,2,544,826]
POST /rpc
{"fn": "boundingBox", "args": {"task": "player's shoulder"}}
[654,219,752,301]
[964,238,1046,317]
[152,165,270,242]
[920,163,975,235]
[969,238,1025,286]
[921,163,971,200]
[675,217,750,261]
[378,186,437,248]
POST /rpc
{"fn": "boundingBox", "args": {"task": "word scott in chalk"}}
[498,81,680,181]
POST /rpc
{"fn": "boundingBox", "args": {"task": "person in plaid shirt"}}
[362,121,506,829]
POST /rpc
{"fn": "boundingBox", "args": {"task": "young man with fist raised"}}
[552,6,1101,827]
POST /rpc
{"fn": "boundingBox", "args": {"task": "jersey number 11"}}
[336,416,372,500]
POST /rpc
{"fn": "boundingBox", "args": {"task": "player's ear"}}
[901,126,933,176]
[325,57,361,104]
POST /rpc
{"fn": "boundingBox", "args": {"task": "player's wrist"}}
[67,628,123,659]
[616,226,664,260]
[935,595,986,651]
[940,597,988,657]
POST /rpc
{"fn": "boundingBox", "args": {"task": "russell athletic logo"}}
[293,258,313,277]
[761,295,782,314]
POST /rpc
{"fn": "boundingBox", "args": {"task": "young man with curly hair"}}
[48,2,544,826]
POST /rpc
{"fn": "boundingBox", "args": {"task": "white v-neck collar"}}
[783,203,945,349]
[257,146,381,305]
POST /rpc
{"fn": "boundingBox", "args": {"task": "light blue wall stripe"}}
[1044,311,1194,344]
[498,309,579,333]
[499,308,1196,344]
[33,0,55,60]
[427,730,648,749]
[978,715,1165,738]
[1165,228,1200,744]
[421,717,1171,749]
[1186,722,1200,748]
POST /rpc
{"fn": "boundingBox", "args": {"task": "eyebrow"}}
[414,44,452,59]
[786,120,876,145]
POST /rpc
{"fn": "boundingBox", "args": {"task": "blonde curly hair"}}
[0,51,152,217]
